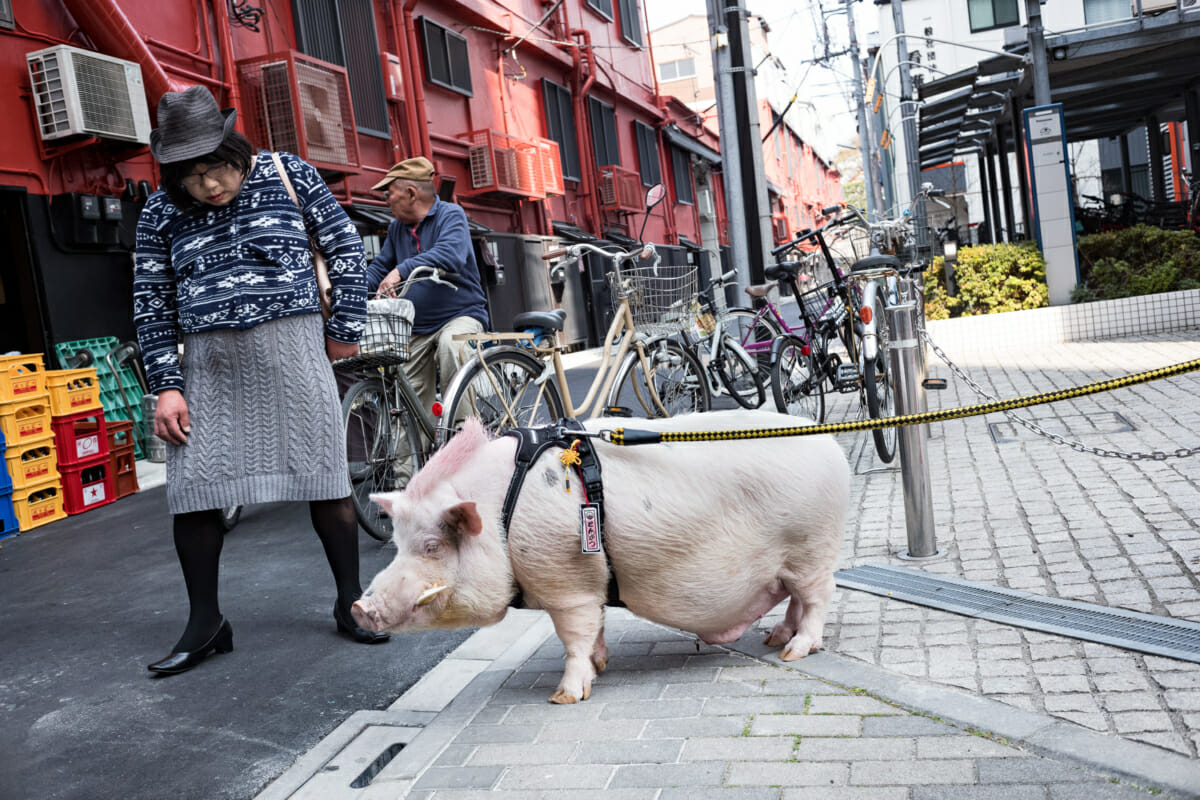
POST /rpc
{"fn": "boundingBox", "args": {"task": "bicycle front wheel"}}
[714,336,766,409]
[723,307,780,385]
[343,375,424,541]
[770,335,825,423]
[607,337,710,417]
[862,291,896,463]
[439,347,565,442]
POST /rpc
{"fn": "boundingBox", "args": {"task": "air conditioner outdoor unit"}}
[460,130,543,199]
[1134,0,1184,13]
[771,215,790,244]
[26,45,151,144]
[598,165,642,212]
[237,52,359,172]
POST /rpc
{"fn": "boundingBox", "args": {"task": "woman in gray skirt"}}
[134,85,388,677]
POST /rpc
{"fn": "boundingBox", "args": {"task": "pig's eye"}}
[424,540,442,556]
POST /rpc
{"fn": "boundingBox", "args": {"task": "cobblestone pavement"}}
[812,329,1200,758]
[256,327,1200,799]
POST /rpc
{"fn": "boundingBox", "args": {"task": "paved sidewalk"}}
[255,320,1200,799]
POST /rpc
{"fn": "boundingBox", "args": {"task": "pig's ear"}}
[441,502,482,538]
[370,492,401,517]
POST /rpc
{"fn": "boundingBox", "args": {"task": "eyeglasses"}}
[181,162,237,189]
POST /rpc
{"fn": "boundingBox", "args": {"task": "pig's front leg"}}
[545,604,605,704]
[765,571,834,661]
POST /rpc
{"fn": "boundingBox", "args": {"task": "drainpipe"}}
[403,0,433,159]
[384,0,417,160]
[644,7,677,242]
[209,0,242,123]
[569,27,602,235]
[61,0,188,109]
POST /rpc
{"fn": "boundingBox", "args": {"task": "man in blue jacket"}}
[367,157,489,413]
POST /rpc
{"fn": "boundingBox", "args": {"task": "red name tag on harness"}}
[579,503,602,554]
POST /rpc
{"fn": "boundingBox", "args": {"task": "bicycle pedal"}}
[835,363,860,392]
[922,377,948,390]
[602,405,633,417]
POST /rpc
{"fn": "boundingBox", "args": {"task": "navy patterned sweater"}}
[133,151,367,394]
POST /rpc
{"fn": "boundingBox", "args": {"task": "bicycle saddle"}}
[850,254,903,273]
[512,308,567,332]
[765,261,808,282]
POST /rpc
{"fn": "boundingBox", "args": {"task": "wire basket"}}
[827,224,871,270]
[359,297,414,362]
[798,280,845,328]
[608,264,698,336]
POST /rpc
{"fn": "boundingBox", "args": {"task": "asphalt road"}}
[0,487,472,800]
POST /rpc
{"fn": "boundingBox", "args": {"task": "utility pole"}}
[846,0,878,221]
[1025,0,1051,106]
[724,2,771,284]
[706,0,750,286]
[891,0,929,257]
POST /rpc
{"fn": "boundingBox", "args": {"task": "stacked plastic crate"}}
[55,338,145,459]
[0,354,64,533]
[106,419,139,500]
[46,368,115,516]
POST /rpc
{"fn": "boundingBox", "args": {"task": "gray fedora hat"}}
[149,85,237,164]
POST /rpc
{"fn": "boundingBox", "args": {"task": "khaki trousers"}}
[402,315,484,414]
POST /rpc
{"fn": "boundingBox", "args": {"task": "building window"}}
[633,121,661,187]
[671,147,694,205]
[293,0,388,137]
[1083,0,1127,24]
[618,0,643,47]
[0,0,12,30]
[967,0,1019,32]
[542,79,580,182]
[659,58,696,82]
[585,0,614,21]
[417,16,473,96]
[588,97,620,168]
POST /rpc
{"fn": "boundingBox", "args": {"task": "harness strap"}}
[501,420,620,608]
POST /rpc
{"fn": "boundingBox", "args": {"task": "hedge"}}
[923,241,1048,320]
[1073,224,1200,302]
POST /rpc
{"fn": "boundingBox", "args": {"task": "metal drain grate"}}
[835,563,1200,663]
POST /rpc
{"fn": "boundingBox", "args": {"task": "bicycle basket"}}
[607,264,698,336]
[360,297,414,361]
[799,280,845,327]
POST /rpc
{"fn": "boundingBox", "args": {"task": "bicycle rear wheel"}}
[343,375,424,541]
[723,307,780,385]
[862,291,896,463]
[607,337,710,417]
[713,336,766,408]
[770,335,825,423]
[438,347,565,442]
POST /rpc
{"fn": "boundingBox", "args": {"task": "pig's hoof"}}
[780,639,821,661]
[592,655,608,673]
[764,625,795,648]
[549,690,579,704]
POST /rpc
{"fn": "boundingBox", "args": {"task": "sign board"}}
[1022,104,1079,305]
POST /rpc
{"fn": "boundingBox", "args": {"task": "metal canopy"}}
[913,8,1200,169]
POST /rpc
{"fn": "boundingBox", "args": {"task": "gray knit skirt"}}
[166,313,351,514]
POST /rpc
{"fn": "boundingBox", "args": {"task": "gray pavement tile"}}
[598,697,705,719]
[976,757,1121,784]
[642,715,751,739]
[861,715,961,737]
[450,724,541,744]
[609,761,727,788]
[703,695,814,716]
[725,761,850,787]
[493,763,614,791]
[850,759,976,785]
[662,790,782,800]
[465,741,578,766]
[571,738,684,764]
[1047,784,1163,800]
[680,735,797,761]
[410,765,504,792]
[911,788,1045,800]
[535,717,646,743]
[782,789,909,800]
[793,736,915,761]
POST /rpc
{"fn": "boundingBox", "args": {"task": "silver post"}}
[887,297,938,559]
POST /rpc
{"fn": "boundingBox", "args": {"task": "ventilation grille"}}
[459,129,543,199]
[26,45,150,144]
[598,165,642,212]
[237,51,359,172]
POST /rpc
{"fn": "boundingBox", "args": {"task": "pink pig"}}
[353,409,850,704]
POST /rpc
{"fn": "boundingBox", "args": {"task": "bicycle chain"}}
[920,328,1200,461]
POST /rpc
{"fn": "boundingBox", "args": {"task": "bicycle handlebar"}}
[542,241,658,265]
[378,265,459,299]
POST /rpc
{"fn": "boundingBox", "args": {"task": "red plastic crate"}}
[51,410,108,467]
[59,453,115,515]
[109,445,139,500]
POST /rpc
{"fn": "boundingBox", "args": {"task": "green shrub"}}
[923,242,1047,319]
[1073,225,1200,302]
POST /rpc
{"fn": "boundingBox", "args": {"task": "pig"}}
[353,408,850,704]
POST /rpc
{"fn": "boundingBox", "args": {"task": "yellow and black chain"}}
[602,356,1200,458]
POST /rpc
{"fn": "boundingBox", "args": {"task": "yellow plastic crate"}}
[0,396,52,445]
[3,435,57,491]
[13,477,65,532]
[0,354,46,404]
[46,368,102,417]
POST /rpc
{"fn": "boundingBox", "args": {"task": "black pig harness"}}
[501,420,623,607]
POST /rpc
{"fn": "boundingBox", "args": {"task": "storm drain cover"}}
[988,411,1134,444]
[835,563,1200,663]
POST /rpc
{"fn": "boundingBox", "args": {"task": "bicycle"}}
[336,267,460,540]
[668,268,766,409]
[769,206,902,462]
[436,188,708,442]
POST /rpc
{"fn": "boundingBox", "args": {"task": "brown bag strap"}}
[271,151,301,209]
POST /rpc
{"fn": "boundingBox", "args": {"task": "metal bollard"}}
[886,299,939,559]
[140,393,167,463]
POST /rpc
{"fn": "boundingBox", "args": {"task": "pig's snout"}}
[351,599,384,632]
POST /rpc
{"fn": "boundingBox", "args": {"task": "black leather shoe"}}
[147,618,233,676]
[334,603,389,644]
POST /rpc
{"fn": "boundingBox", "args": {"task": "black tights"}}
[170,497,362,652]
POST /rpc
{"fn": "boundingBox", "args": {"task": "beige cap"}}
[372,156,435,191]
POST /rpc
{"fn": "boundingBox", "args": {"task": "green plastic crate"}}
[57,338,147,459]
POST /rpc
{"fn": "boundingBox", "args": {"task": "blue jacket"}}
[133,151,367,394]
[366,197,489,335]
